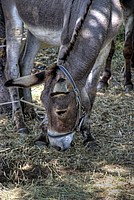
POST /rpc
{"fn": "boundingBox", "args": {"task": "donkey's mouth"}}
[47,129,75,151]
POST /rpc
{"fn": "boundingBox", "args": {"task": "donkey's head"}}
[5,64,82,151]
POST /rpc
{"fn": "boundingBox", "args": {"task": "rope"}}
[0,45,6,48]
[0,100,19,105]
[0,98,45,110]
[20,98,45,110]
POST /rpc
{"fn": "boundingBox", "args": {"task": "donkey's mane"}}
[59,0,93,63]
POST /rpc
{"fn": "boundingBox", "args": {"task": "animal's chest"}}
[27,25,62,46]
[15,0,64,46]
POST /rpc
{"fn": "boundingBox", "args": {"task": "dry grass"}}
[0,30,134,199]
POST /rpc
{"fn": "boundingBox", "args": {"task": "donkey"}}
[4,0,123,151]
[98,0,134,91]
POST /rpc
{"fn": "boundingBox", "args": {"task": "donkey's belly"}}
[27,25,62,46]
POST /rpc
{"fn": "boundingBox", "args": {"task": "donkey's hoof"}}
[86,141,100,151]
[125,84,133,92]
[34,140,48,148]
[34,134,49,147]
[24,106,36,119]
[97,81,108,91]
[18,127,29,135]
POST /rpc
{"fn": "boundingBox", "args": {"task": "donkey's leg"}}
[97,40,115,90]
[123,11,133,92]
[132,35,134,68]
[2,0,28,134]
[131,34,134,68]
[19,31,41,117]
[123,33,133,91]
[81,43,112,148]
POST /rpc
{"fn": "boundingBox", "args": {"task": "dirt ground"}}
[0,31,134,200]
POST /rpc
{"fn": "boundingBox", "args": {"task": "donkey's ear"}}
[5,66,56,88]
[5,71,46,88]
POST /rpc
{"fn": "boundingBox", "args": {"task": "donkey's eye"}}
[51,91,69,97]
[56,109,67,116]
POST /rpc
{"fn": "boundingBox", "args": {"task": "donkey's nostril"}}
[54,146,61,151]
[71,141,75,147]
[53,145,70,151]
[56,109,67,116]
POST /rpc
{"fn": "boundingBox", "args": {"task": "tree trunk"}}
[0,0,11,114]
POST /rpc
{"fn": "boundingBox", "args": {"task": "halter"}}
[47,65,85,139]
[47,0,92,138]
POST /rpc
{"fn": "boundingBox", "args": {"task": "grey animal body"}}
[98,0,134,91]
[4,0,124,150]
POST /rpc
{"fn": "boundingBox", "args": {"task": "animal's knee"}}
[123,38,133,60]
